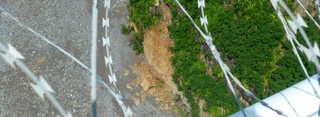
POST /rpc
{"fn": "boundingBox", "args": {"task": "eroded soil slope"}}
[128,3,182,111]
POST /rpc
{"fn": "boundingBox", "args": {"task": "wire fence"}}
[102,0,132,116]
[0,0,132,117]
[1,0,320,116]
[175,0,320,116]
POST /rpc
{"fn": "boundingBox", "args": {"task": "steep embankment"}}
[128,0,320,116]
[165,0,320,116]
[127,1,184,113]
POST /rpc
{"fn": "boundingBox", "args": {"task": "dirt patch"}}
[130,62,174,110]
[199,99,213,117]
[128,3,181,111]
[294,0,316,16]
[239,96,250,107]
[143,4,174,88]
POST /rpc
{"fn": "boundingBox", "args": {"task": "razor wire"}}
[174,0,295,116]
[273,0,320,102]
[276,0,320,76]
[3,0,320,116]
[0,7,89,72]
[0,3,130,117]
[199,0,246,116]
[102,0,133,116]
[0,42,72,117]
[270,0,320,98]
[296,0,320,29]
[273,0,320,116]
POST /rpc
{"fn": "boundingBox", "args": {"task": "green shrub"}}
[121,24,133,35]
[131,33,144,54]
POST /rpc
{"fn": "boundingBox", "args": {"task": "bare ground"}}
[128,3,183,113]
[294,0,317,16]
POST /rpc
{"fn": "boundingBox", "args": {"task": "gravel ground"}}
[0,0,175,117]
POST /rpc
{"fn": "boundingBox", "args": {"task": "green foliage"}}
[167,0,319,116]
[129,0,160,29]
[121,24,133,35]
[131,32,144,54]
[164,0,177,6]
[130,0,320,115]
[128,0,162,54]
[174,94,181,102]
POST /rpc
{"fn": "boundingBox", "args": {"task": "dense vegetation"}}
[128,0,161,54]
[129,0,320,116]
[165,0,319,116]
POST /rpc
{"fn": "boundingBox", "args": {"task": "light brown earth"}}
[294,0,317,16]
[128,3,183,111]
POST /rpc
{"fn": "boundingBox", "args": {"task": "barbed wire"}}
[198,0,246,116]
[270,0,320,99]
[0,2,131,116]
[296,0,320,29]
[173,0,307,116]
[275,0,320,116]
[102,0,133,116]
[4,0,320,116]
[0,42,72,117]
[278,0,320,76]
[0,7,89,72]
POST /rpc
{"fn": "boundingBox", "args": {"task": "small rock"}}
[126,84,132,90]
[124,70,129,76]
[164,104,170,110]
[134,99,140,105]
[140,96,145,102]
[130,95,135,100]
